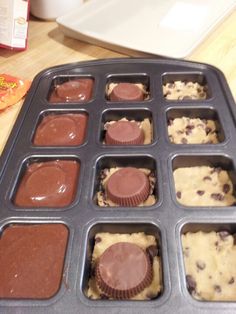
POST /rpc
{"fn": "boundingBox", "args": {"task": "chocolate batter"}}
[49,78,93,103]
[33,113,88,146]
[14,160,79,207]
[0,224,68,299]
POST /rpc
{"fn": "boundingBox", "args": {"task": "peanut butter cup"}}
[105,120,144,145]
[49,78,93,102]
[109,83,144,101]
[106,167,150,206]
[33,113,88,146]
[95,242,152,299]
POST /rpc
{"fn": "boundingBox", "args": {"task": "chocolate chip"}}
[182,95,192,100]
[181,137,188,144]
[167,83,175,89]
[146,292,157,300]
[100,168,109,180]
[211,193,224,201]
[95,236,102,244]
[218,230,230,241]
[205,127,212,135]
[223,183,230,194]
[146,245,158,262]
[199,92,206,98]
[165,90,172,96]
[203,176,212,181]
[196,260,206,270]
[177,130,184,134]
[185,124,195,135]
[100,293,109,299]
[214,285,221,293]
[228,277,234,284]
[176,191,182,199]
[197,190,205,196]
[210,167,222,174]
[186,275,197,294]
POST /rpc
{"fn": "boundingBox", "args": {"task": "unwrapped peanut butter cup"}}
[95,242,152,299]
[109,83,144,101]
[105,120,144,145]
[106,167,150,206]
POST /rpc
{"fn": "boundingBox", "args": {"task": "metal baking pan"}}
[1,58,236,313]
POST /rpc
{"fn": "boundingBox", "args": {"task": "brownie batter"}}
[97,167,156,207]
[33,113,88,146]
[106,83,148,101]
[168,117,219,144]
[0,224,68,299]
[163,81,208,100]
[182,230,236,301]
[49,78,93,103]
[87,232,162,300]
[173,166,236,206]
[14,160,79,207]
[104,118,152,145]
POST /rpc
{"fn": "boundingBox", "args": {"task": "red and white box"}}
[0,0,30,50]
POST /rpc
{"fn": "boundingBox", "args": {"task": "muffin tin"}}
[1,58,236,313]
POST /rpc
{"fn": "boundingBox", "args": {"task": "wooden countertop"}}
[0,11,236,153]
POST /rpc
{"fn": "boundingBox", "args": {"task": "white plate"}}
[56,0,236,58]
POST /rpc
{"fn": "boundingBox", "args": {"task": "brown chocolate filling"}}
[33,113,88,146]
[14,160,79,207]
[49,78,93,103]
[0,224,68,299]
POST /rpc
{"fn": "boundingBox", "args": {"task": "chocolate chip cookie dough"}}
[97,167,156,207]
[168,117,219,144]
[182,230,236,301]
[104,118,152,145]
[163,81,208,100]
[173,166,236,206]
[87,232,162,300]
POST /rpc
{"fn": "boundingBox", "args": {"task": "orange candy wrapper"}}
[0,74,31,110]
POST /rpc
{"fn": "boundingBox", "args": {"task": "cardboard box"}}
[0,0,30,50]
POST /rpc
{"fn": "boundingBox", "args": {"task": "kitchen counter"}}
[0,11,236,153]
